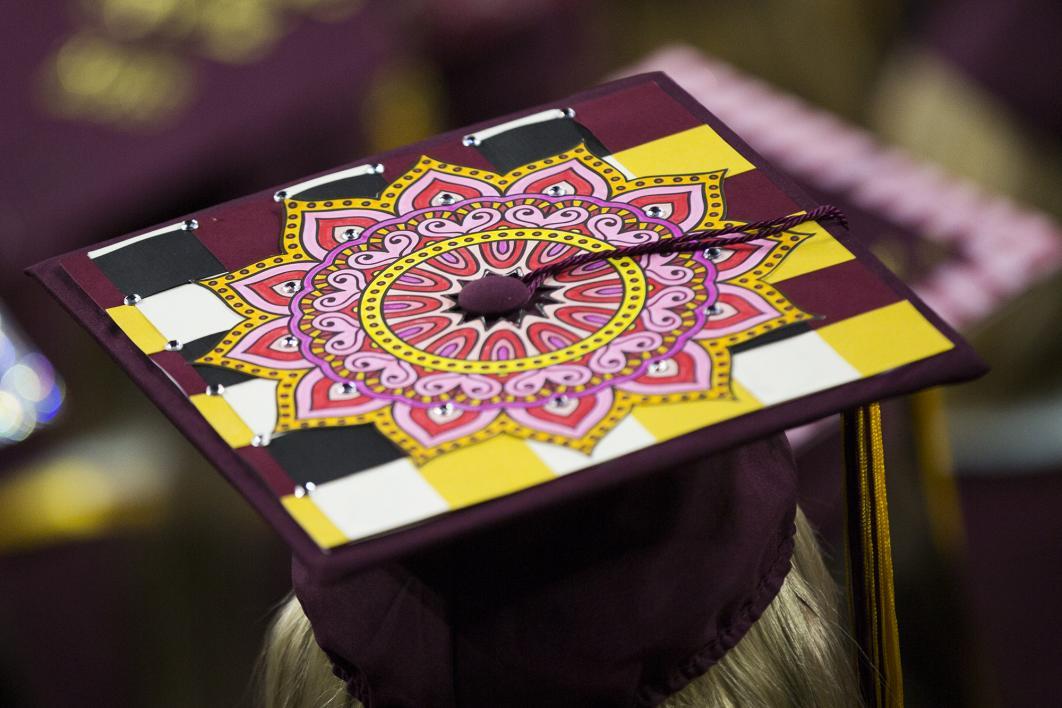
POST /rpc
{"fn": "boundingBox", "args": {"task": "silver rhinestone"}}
[649,360,669,374]
[273,190,288,202]
[164,339,182,352]
[371,163,385,174]
[645,205,664,218]
[704,247,722,261]
[705,304,722,316]
[551,395,570,407]
[433,402,455,416]
[563,107,576,118]
[293,485,306,498]
[462,134,480,147]
[437,193,456,205]
[123,293,142,305]
[206,383,225,396]
[183,219,198,231]
[340,382,355,394]
[338,228,358,242]
[281,280,299,294]
[252,433,271,447]
[305,481,317,493]
[545,185,564,197]
[281,335,298,348]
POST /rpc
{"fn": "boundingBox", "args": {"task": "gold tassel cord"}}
[844,403,904,708]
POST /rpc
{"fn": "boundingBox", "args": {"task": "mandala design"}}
[199,145,811,462]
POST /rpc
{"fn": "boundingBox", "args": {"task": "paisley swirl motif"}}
[590,331,665,373]
[643,255,695,285]
[587,213,662,246]
[416,217,466,237]
[414,373,504,399]
[313,270,365,311]
[343,352,417,387]
[642,286,696,332]
[505,204,589,228]
[312,313,365,355]
[504,365,594,396]
[346,231,418,268]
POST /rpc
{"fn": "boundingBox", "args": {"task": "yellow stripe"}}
[632,382,761,439]
[106,305,166,354]
[190,394,254,448]
[819,301,953,377]
[611,125,755,178]
[418,435,554,508]
[762,221,854,283]
[281,496,348,548]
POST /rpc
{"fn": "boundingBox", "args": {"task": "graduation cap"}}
[31,74,985,707]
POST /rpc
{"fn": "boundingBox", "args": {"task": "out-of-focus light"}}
[0,336,15,369]
[0,390,33,442]
[5,362,44,402]
[0,307,64,446]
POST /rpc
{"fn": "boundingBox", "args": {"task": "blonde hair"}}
[258,509,857,708]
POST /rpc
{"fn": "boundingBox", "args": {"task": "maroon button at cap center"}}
[458,275,533,316]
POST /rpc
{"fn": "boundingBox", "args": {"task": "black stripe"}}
[268,426,405,486]
[728,321,813,354]
[93,229,225,298]
[178,333,259,387]
[290,172,387,201]
[476,118,609,173]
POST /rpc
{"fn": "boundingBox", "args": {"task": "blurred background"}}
[1,1,1060,706]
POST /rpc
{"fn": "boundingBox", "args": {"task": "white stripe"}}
[312,459,450,541]
[463,108,574,146]
[136,283,243,344]
[732,332,860,406]
[88,221,192,259]
[274,163,384,201]
[602,155,636,179]
[223,379,279,437]
[525,416,656,476]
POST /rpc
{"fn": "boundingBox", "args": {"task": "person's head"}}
[259,507,858,708]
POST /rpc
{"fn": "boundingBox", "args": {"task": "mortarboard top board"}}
[31,73,985,707]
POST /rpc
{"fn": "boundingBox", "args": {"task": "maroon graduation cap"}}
[31,73,984,707]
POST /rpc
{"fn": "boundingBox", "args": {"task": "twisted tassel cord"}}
[521,205,847,292]
[843,403,904,708]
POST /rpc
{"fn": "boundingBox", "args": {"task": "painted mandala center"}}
[293,197,716,406]
[360,230,648,373]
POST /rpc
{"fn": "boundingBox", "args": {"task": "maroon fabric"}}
[149,351,206,397]
[776,259,903,331]
[294,435,798,708]
[571,83,701,153]
[722,170,801,223]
